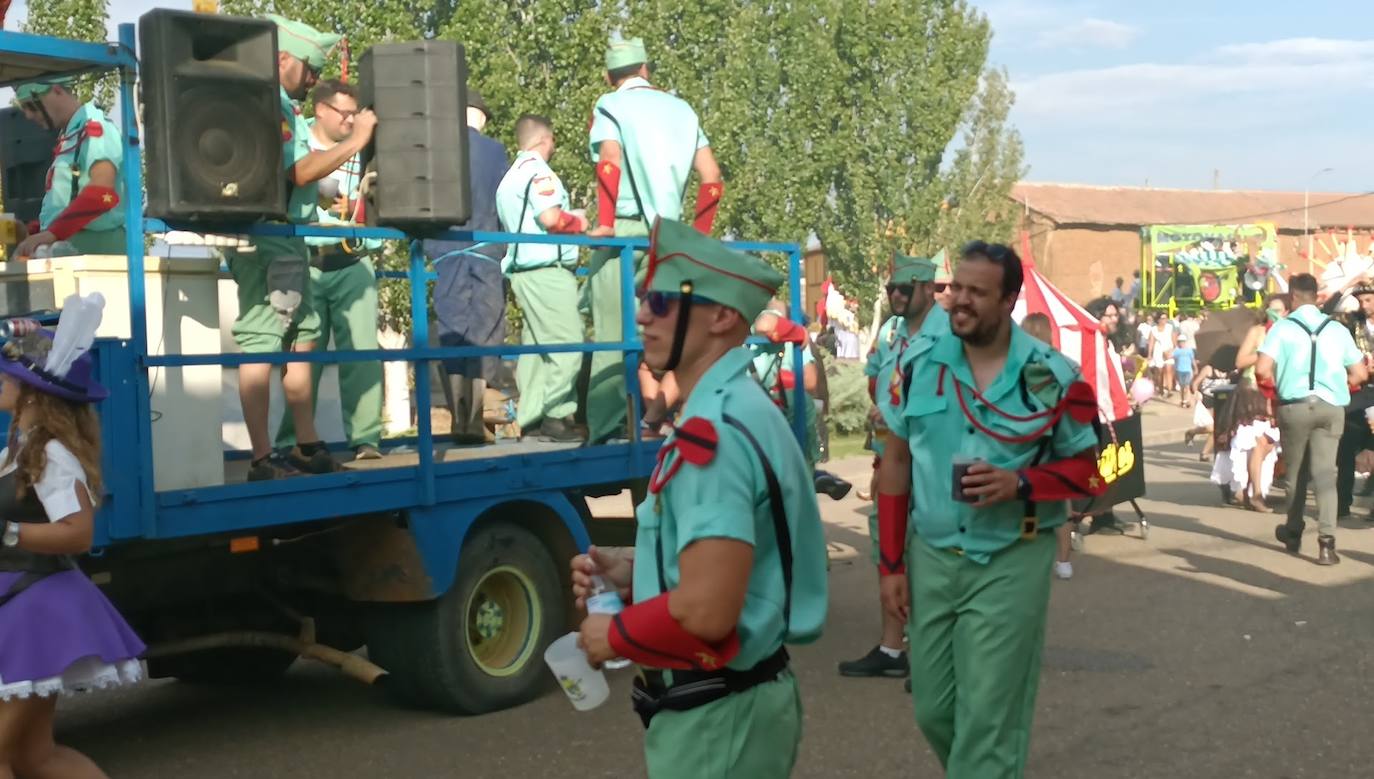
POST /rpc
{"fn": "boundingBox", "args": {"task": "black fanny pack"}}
[631,647,789,728]
[310,246,362,272]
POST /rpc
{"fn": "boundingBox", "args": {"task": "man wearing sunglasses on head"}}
[11,76,123,259]
[573,217,826,778]
[227,15,377,481]
[839,252,948,681]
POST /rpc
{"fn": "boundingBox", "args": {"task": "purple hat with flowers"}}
[0,293,108,403]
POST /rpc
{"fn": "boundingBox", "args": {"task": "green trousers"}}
[645,672,802,779]
[276,257,383,449]
[70,227,126,255]
[585,219,648,444]
[510,266,582,428]
[907,532,1055,779]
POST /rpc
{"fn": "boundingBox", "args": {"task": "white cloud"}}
[1037,18,1140,50]
[1013,37,1374,120]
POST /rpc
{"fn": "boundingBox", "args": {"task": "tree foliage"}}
[21,0,115,109]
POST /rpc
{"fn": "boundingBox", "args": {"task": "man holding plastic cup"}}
[875,241,1104,777]
[571,217,827,778]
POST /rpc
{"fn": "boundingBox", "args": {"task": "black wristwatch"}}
[1016,472,1032,501]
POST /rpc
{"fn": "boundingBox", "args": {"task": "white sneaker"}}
[1054,561,1074,580]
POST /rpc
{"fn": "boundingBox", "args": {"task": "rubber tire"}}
[367,522,563,714]
[150,647,297,685]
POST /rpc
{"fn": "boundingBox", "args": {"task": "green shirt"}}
[866,316,909,457]
[250,87,315,259]
[304,122,382,252]
[632,347,828,669]
[1258,304,1362,406]
[588,77,709,225]
[496,150,577,272]
[891,326,1099,564]
[874,306,952,451]
[39,102,123,235]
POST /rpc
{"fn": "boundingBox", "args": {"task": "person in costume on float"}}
[0,293,145,779]
[876,241,1105,777]
[584,35,723,443]
[571,218,827,778]
[839,252,948,680]
[11,77,124,258]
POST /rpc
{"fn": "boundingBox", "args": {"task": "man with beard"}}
[11,76,123,257]
[572,217,826,778]
[876,241,1104,776]
[840,252,948,680]
[231,15,376,480]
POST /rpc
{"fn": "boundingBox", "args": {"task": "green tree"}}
[21,0,115,109]
[933,67,1026,259]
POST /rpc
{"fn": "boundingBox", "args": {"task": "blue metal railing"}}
[8,24,810,541]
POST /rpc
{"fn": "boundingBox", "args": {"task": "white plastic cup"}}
[1364,407,1374,423]
[544,632,609,711]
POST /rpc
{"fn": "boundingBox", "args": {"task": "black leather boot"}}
[1317,535,1340,566]
[1274,524,1301,554]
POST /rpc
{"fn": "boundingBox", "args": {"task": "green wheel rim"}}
[464,565,540,677]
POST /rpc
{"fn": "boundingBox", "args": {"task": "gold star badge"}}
[602,163,613,175]
[709,185,720,197]
[101,194,114,204]
[1088,476,1100,489]
[695,652,718,669]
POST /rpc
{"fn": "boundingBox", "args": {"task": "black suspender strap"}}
[722,414,794,628]
[510,176,535,266]
[1288,316,1336,391]
[595,107,651,229]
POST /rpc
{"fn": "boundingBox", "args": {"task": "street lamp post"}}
[1306,167,1335,274]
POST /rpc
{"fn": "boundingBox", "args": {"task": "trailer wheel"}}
[368,521,563,714]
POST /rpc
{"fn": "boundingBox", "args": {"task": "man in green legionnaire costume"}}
[572,218,828,778]
[12,77,125,258]
[584,34,723,443]
[838,251,949,680]
[877,241,1104,778]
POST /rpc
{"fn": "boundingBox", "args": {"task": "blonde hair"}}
[1022,312,1054,345]
[5,383,103,505]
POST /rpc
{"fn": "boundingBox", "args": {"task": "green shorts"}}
[229,237,320,353]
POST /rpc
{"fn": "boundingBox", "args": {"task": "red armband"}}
[1018,452,1106,501]
[47,185,119,241]
[693,181,723,234]
[768,317,808,346]
[868,376,878,402]
[595,161,621,230]
[547,208,588,235]
[608,592,741,671]
[877,492,910,575]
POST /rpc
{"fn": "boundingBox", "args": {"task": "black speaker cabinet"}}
[0,107,58,225]
[139,9,285,222]
[358,41,470,228]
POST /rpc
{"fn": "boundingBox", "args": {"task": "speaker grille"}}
[0,107,58,225]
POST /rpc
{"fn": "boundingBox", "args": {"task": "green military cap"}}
[645,218,783,320]
[268,14,340,71]
[606,35,649,70]
[891,252,937,285]
[14,76,74,103]
[932,248,952,285]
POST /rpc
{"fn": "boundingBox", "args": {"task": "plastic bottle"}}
[587,574,631,670]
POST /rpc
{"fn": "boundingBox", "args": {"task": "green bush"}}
[826,361,870,437]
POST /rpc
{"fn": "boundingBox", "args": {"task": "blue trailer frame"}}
[1,24,810,602]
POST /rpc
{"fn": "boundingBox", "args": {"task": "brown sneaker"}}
[289,444,338,474]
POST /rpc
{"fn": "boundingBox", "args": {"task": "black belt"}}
[631,647,789,729]
[1278,396,1329,406]
[309,245,362,272]
[509,262,576,274]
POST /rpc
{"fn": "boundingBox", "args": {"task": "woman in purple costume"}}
[0,293,144,778]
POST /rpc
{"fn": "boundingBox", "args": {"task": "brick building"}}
[1011,183,1374,306]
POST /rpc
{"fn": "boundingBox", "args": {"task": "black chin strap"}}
[663,283,694,372]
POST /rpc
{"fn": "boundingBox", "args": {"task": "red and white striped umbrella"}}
[1011,235,1132,422]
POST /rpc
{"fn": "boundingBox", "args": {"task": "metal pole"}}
[788,247,807,450]
[410,242,435,506]
[119,23,157,538]
[619,244,642,446]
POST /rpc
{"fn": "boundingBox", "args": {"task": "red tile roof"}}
[1011,182,1374,232]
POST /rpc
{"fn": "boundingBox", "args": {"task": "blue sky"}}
[8,0,1370,193]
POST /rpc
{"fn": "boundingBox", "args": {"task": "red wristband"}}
[547,208,587,235]
[693,181,723,234]
[596,161,621,230]
[1019,453,1106,501]
[608,592,741,671]
[877,492,910,575]
[47,185,119,241]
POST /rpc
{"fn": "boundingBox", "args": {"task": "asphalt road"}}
[57,441,1374,778]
